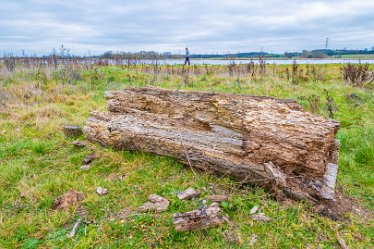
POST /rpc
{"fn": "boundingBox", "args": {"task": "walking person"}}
[184,47,190,65]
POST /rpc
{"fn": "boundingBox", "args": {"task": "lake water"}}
[156,59,374,65]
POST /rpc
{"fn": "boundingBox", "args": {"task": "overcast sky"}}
[1,0,374,55]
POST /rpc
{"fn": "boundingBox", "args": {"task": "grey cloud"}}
[0,0,373,55]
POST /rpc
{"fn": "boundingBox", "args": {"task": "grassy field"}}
[339,54,374,59]
[0,61,373,248]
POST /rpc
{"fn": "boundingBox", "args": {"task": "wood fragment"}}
[249,206,259,215]
[320,163,339,200]
[336,233,349,249]
[206,194,228,202]
[73,140,86,148]
[283,188,305,201]
[67,218,82,238]
[82,154,96,165]
[252,213,271,222]
[138,194,169,212]
[173,202,224,231]
[177,188,201,200]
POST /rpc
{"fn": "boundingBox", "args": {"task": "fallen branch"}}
[67,218,82,238]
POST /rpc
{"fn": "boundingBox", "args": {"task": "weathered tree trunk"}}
[84,87,340,202]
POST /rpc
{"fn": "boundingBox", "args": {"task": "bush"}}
[342,63,374,87]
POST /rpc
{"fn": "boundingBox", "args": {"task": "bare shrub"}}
[4,55,16,72]
[259,57,266,76]
[324,89,338,118]
[308,65,325,82]
[342,63,374,87]
[307,94,320,113]
[246,60,256,79]
[228,60,235,77]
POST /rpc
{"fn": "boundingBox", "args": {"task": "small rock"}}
[96,187,108,196]
[249,205,259,215]
[83,154,96,164]
[52,190,84,210]
[206,194,228,202]
[73,140,86,148]
[177,187,201,200]
[138,194,169,212]
[252,213,271,222]
[81,164,90,171]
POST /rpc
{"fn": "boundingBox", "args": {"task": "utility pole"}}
[325,38,329,53]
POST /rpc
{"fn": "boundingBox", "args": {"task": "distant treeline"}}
[3,47,374,60]
[290,49,374,58]
[98,49,374,59]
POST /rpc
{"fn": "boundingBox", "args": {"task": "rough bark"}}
[173,203,224,231]
[84,87,340,202]
[63,125,83,138]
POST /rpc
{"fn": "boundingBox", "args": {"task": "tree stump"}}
[84,87,340,202]
[63,125,83,138]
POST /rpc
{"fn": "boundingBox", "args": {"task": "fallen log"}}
[84,87,340,202]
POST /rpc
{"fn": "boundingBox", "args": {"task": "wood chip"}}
[138,194,169,212]
[336,233,349,249]
[73,140,86,148]
[177,187,201,200]
[249,206,259,215]
[67,218,82,238]
[252,213,271,222]
[83,154,96,165]
[206,194,228,202]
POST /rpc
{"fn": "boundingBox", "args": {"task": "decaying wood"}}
[82,154,96,165]
[84,87,340,202]
[138,194,169,212]
[173,202,224,231]
[67,218,82,238]
[63,125,83,138]
[177,188,201,200]
[73,140,86,148]
[207,195,229,202]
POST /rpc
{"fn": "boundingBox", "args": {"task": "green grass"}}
[0,64,373,248]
